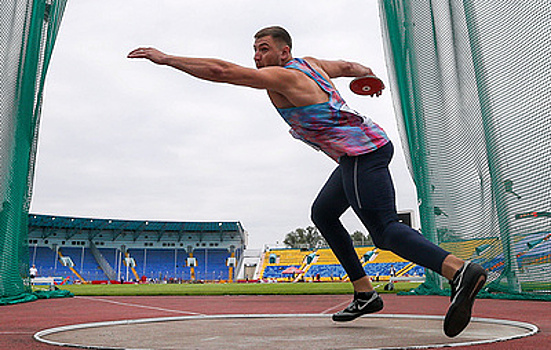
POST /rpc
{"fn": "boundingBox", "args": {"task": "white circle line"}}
[33,313,539,350]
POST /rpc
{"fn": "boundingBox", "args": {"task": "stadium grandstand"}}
[254,210,425,284]
[258,246,425,283]
[28,210,548,290]
[28,214,247,284]
[27,212,428,287]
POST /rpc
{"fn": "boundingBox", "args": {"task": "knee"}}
[369,233,382,247]
[357,209,400,248]
[310,199,324,227]
[369,232,389,250]
[361,217,395,250]
[311,198,337,228]
[369,221,415,251]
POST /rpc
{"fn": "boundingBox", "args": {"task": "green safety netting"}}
[1,0,549,305]
[1,0,69,304]
[379,0,550,299]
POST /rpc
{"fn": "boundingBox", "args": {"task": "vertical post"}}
[125,258,129,282]
[189,249,195,281]
[205,248,208,281]
[228,251,235,283]
[32,244,38,266]
[143,248,147,277]
[379,0,442,290]
[462,0,520,292]
[174,248,177,278]
[117,250,121,282]
[80,246,85,275]
[54,245,58,271]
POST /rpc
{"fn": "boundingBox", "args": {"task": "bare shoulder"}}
[260,65,304,84]
[242,65,305,93]
[256,65,300,79]
[303,56,336,82]
[303,56,324,71]
[303,56,367,78]
[303,56,347,78]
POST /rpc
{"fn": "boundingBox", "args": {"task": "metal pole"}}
[462,1,520,292]
[174,248,177,278]
[53,245,58,272]
[117,250,121,281]
[143,248,147,277]
[80,246,85,274]
[32,243,38,266]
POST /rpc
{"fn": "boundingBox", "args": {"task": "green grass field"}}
[37,281,422,296]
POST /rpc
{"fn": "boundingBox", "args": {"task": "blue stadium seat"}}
[306,265,345,279]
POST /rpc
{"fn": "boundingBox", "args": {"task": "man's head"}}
[254,26,292,68]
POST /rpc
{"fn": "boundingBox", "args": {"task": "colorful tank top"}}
[276,58,389,162]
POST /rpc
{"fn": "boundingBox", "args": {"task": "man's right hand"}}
[128,47,170,65]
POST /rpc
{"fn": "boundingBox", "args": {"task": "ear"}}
[281,46,291,61]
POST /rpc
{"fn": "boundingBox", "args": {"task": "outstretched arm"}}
[128,47,295,91]
[304,56,375,79]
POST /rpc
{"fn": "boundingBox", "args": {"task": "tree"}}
[284,226,327,249]
[351,230,373,246]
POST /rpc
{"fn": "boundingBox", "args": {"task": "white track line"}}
[76,296,204,316]
[320,299,351,314]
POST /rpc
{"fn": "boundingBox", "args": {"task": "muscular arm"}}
[128,47,294,92]
[304,56,375,79]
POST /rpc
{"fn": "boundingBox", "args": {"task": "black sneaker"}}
[332,291,384,322]
[444,261,487,337]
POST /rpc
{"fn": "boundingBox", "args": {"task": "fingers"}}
[373,81,384,98]
[127,47,160,59]
[369,88,384,98]
[127,47,167,65]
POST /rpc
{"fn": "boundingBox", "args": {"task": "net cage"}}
[379,0,550,298]
[1,0,67,304]
[0,0,549,304]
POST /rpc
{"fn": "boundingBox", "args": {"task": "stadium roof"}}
[29,214,245,242]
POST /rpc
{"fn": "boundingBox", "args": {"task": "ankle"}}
[354,287,374,294]
[352,276,374,293]
[441,255,466,280]
[355,290,375,298]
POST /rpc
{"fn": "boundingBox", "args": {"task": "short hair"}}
[254,26,292,50]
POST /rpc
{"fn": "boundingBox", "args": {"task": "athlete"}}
[128,26,487,337]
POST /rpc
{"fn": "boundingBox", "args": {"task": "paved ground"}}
[1,294,549,349]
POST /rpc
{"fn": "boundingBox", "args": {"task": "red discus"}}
[349,75,385,97]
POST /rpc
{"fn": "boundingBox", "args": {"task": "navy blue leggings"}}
[311,142,449,282]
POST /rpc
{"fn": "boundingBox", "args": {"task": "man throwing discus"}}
[128,26,487,337]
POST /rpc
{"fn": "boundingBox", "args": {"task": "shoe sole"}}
[332,299,384,322]
[443,273,487,337]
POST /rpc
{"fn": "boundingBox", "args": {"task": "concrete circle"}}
[35,314,538,350]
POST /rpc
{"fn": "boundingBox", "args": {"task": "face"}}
[253,35,290,69]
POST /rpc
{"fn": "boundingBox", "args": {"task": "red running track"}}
[1,294,548,349]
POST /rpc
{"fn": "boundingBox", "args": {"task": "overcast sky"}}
[30,0,419,249]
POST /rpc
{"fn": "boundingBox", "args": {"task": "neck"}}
[282,56,293,66]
